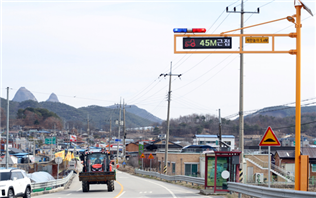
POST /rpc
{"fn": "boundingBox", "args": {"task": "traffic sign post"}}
[55,157,62,187]
[148,153,154,171]
[259,126,280,188]
[173,1,313,190]
[140,153,145,170]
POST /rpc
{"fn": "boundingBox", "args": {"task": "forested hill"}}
[107,105,162,124]
[246,105,316,118]
[0,98,154,128]
[161,110,316,140]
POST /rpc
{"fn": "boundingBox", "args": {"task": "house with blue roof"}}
[193,134,235,150]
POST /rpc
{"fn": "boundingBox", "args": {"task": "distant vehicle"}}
[180,145,216,153]
[79,151,115,192]
[0,169,31,198]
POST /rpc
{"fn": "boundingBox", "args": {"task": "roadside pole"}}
[164,63,172,175]
[218,109,222,151]
[142,158,144,170]
[161,62,181,175]
[294,4,302,191]
[6,87,9,169]
[268,146,271,188]
[33,140,35,157]
[122,101,126,163]
[117,100,122,165]
[150,159,152,171]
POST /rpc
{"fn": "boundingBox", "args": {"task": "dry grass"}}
[117,165,136,175]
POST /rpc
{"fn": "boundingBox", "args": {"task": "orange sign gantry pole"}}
[294,4,302,191]
[173,1,313,191]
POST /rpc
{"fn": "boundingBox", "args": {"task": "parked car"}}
[0,169,31,198]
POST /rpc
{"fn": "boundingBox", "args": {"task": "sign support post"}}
[148,153,154,171]
[259,126,280,188]
[294,4,302,191]
[268,146,271,188]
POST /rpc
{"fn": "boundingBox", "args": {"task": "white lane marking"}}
[140,191,143,193]
[66,193,71,196]
[116,191,126,198]
[149,191,152,193]
[118,177,128,178]
[77,188,82,191]
[133,176,177,198]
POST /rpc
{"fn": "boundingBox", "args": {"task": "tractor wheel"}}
[82,181,89,192]
[107,180,114,192]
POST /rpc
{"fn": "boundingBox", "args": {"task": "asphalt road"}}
[36,170,227,198]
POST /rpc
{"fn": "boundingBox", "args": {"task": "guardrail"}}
[31,171,74,191]
[228,182,316,198]
[135,169,204,185]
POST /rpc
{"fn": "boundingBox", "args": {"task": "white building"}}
[193,135,235,150]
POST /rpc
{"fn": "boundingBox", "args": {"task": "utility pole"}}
[160,62,181,175]
[105,117,112,152]
[226,0,259,178]
[218,109,222,151]
[109,117,112,150]
[54,123,58,151]
[87,114,90,151]
[116,99,122,164]
[33,140,35,158]
[6,87,9,169]
[122,100,126,163]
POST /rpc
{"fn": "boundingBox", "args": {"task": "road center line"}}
[113,180,124,198]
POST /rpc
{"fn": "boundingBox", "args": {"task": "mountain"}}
[246,105,316,118]
[46,93,59,102]
[0,98,155,128]
[107,105,163,124]
[12,87,37,102]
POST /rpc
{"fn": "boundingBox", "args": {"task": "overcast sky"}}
[0,0,315,121]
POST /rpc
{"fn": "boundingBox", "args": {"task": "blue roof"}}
[195,135,235,138]
[12,153,29,156]
[37,131,50,134]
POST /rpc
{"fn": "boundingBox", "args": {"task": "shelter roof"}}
[194,135,235,138]
[275,150,295,158]
[9,147,24,154]
[302,147,316,159]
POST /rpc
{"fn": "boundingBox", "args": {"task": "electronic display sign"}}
[183,37,232,49]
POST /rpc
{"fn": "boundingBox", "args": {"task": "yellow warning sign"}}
[140,153,145,158]
[259,126,280,146]
[245,37,269,43]
[148,153,154,159]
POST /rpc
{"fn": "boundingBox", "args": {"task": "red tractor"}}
[79,151,116,192]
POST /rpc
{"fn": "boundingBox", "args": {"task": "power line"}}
[259,0,276,8]
[224,97,316,120]
[128,79,163,104]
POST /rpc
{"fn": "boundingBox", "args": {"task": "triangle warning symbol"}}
[259,126,281,146]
